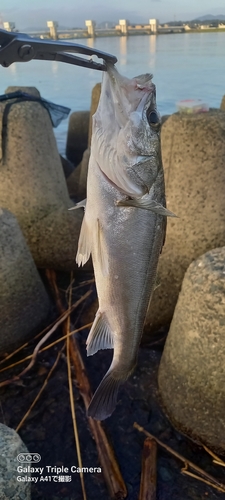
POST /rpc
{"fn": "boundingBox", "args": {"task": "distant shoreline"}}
[55,28,225,40]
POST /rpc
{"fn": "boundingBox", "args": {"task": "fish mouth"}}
[106,62,153,89]
[105,63,156,124]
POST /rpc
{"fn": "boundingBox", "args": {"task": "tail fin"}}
[87,370,122,420]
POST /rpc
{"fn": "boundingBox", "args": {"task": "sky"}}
[0,0,224,29]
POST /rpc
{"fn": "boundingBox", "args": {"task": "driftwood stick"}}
[139,437,157,500]
[203,445,225,467]
[0,311,69,366]
[66,278,87,500]
[16,348,62,432]
[0,298,90,388]
[0,322,93,375]
[47,269,89,500]
[47,269,127,500]
[69,335,127,499]
[134,423,225,494]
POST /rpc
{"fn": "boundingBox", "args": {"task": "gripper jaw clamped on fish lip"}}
[0,29,117,70]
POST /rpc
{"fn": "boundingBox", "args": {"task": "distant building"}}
[47,21,58,39]
[85,20,96,37]
[3,21,15,32]
[149,19,159,33]
[119,20,129,35]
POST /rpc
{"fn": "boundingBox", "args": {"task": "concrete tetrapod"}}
[158,247,225,453]
[0,86,83,270]
[144,109,225,336]
[0,208,50,355]
[66,110,89,166]
[220,95,225,111]
[67,148,90,200]
[0,423,31,500]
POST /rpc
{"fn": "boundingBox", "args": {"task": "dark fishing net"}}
[0,91,70,127]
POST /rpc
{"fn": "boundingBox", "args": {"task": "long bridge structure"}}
[3,19,185,40]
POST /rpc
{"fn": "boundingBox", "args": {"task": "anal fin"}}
[76,215,91,267]
[87,310,114,356]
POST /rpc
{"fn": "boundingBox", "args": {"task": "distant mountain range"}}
[192,14,225,21]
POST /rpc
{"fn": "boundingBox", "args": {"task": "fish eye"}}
[147,110,160,129]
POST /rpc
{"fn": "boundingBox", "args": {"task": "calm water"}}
[0,32,224,155]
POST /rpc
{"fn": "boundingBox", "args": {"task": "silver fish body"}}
[76,64,175,420]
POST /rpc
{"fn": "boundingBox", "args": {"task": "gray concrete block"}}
[0,90,83,270]
[220,95,225,111]
[144,110,225,335]
[0,208,50,354]
[0,423,31,499]
[67,148,90,200]
[158,247,225,453]
[60,155,75,179]
[66,110,89,166]
[5,86,40,97]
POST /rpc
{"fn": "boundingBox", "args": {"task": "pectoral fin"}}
[68,199,86,210]
[117,197,177,217]
[76,216,91,267]
[87,310,114,356]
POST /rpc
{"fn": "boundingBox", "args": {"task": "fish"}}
[74,63,176,420]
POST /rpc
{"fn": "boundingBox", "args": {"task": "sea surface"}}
[0,31,224,155]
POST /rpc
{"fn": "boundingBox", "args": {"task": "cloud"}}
[1,5,147,29]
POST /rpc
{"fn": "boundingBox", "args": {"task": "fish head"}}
[106,63,161,157]
[92,63,161,197]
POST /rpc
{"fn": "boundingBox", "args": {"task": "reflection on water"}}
[149,35,156,69]
[52,61,59,76]
[9,64,17,77]
[119,37,127,65]
[149,35,156,54]
[86,38,94,48]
